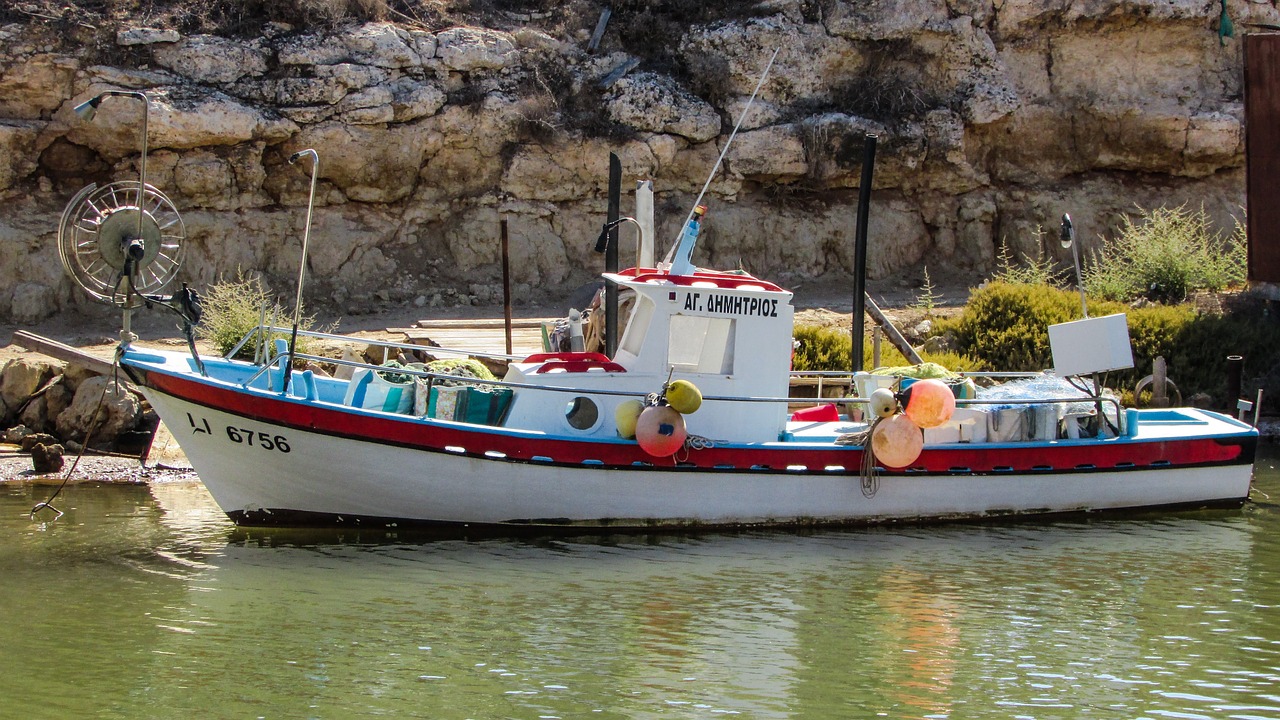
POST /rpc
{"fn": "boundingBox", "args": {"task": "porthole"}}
[564,396,600,431]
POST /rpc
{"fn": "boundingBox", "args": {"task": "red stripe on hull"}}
[135,366,1253,475]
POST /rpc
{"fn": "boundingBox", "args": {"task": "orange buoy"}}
[902,378,956,429]
[636,405,687,456]
[870,414,924,468]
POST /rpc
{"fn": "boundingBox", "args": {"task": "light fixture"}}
[73,89,151,345]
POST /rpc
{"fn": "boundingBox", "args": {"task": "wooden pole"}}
[864,294,922,365]
[605,153,621,357]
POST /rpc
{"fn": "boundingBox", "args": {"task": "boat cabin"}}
[502,268,795,443]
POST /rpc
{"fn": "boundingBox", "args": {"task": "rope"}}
[30,360,122,521]
[836,417,881,498]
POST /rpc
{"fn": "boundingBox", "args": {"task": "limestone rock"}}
[1,358,55,423]
[117,27,180,46]
[726,124,807,178]
[0,121,40,190]
[153,35,270,84]
[20,432,58,452]
[61,363,101,395]
[0,53,78,120]
[436,27,516,71]
[826,0,950,40]
[20,379,71,435]
[55,375,142,447]
[65,85,298,157]
[3,424,33,444]
[345,23,424,69]
[287,122,429,203]
[605,72,720,143]
[387,78,447,123]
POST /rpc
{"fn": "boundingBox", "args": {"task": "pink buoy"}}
[871,413,924,468]
[902,378,956,429]
[636,405,687,457]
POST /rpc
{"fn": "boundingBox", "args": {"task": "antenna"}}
[661,48,780,266]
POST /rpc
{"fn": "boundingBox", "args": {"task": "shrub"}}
[941,282,1280,411]
[792,324,984,374]
[940,282,1121,372]
[990,230,1067,287]
[197,271,324,359]
[1083,204,1247,304]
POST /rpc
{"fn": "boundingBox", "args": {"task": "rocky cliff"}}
[0,0,1271,323]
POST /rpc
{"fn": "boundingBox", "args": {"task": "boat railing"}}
[230,324,1122,422]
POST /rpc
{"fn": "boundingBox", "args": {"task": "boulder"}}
[61,363,102,395]
[1,358,56,424]
[20,381,72,435]
[55,375,142,447]
[2,425,33,444]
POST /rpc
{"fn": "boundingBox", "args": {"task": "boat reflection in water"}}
[135,479,1275,719]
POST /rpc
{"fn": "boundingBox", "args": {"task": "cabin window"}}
[564,397,600,430]
[668,314,735,374]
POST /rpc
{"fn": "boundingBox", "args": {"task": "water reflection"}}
[1,453,1278,719]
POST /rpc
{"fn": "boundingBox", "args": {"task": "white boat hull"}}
[139,379,1255,530]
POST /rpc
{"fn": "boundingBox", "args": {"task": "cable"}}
[30,361,122,521]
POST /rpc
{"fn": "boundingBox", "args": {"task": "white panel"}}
[1048,313,1134,376]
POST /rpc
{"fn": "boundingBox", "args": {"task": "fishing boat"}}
[108,265,1256,531]
[55,92,1257,533]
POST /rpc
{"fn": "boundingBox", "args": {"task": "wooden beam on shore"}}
[411,318,552,330]
[863,295,923,365]
[10,331,115,375]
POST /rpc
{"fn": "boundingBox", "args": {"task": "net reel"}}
[57,179,202,369]
[57,180,187,308]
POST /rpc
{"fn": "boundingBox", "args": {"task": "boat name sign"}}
[680,291,780,318]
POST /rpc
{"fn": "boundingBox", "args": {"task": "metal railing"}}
[224,324,1121,420]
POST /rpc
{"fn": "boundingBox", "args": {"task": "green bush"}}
[1083,205,1247,304]
[940,282,1125,372]
[941,282,1280,410]
[792,324,984,374]
[990,231,1067,287]
[197,272,324,359]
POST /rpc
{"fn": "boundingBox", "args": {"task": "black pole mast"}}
[851,134,878,373]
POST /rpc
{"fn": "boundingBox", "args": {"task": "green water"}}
[3,450,1280,719]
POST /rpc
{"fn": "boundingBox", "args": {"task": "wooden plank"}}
[402,328,545,355]
[587,7,611,53]
[10,330,115,375]
[412,318,553,330]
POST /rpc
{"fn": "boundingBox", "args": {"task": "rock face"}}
[0,2,1268,322]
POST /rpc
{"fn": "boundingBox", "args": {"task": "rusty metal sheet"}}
[1246,33,1280,282]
